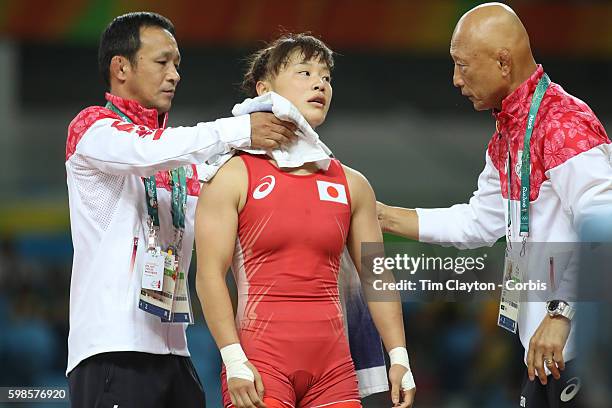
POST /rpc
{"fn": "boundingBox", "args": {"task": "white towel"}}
[197,92,332,182]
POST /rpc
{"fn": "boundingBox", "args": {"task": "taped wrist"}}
[389,347,416,390]
[220,343,254,382]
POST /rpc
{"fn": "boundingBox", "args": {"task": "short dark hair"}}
[241,33,334,98]
[98,12,175,88]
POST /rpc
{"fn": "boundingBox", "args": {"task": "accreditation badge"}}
[159,252,179,322]
[170,268,194,324]
[141,248,164,291]
[497,249,525,333]
[139,251,177,321]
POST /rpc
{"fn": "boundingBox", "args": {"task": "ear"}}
[110,55,130,84]
[255,80,271,96]
[497,48,511,78]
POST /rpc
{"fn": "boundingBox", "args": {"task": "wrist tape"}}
[220,343,254,382]
[389,347,416,390]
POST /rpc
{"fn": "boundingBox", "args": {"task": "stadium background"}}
[0,0,611,407]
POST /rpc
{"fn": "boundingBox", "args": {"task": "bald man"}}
[377,3,611,407]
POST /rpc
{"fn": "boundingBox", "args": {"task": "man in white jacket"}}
[377,3,611,408]
[66,12,296,408]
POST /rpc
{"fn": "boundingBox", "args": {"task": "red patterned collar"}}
[496,64,544,121]
[104,92,168,129]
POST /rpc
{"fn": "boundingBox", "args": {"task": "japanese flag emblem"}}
[316,180,348,205]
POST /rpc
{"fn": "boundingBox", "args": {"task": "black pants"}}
[69,352,206,408]
[520,360,583,408]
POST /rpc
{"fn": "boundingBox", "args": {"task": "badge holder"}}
[167,231,194,324]
[498,244,521,333]
[169,267,194,324]
[139,229,177,320]
[138,167,194,324]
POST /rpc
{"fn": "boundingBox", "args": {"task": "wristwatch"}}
[546,300,575,320]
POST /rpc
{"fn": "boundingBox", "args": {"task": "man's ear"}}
[110,56,130,83]
[498,48,512,78]
[256,80,270,96]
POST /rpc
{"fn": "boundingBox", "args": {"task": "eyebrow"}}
[156,50,181,63]
[293,60,330,72]
[450,50,467,62]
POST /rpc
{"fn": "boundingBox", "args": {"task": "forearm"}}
[382,205,419,241]
[197,273,257,387]
[197,275,241,349]
[359,246,407,352]
[366,300,406,352]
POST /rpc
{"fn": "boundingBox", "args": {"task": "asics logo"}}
[253,175,276,200]
[560,377,581,402]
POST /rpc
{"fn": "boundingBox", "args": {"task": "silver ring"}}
[544,358,554,366]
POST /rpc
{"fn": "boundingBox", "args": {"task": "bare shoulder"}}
[199,156,248,209]
[342,164,373,195]
[203,156,247,189]
[341,164,376,210]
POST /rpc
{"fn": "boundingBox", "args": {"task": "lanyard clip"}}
[506,226,513,250]
[520,235,528,257]
[147,218,159,250]
[173,228,184,253]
